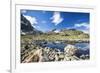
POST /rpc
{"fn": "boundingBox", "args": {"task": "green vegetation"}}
[21,29,89,42]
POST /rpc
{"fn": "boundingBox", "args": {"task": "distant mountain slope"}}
[60,29,89,38]
[21,14,42,35]
[45,28,89,39]
[21,14,34,32]
[60,29,84,35]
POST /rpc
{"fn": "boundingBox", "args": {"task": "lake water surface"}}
[34,40,89,51]
[33,40,90,57]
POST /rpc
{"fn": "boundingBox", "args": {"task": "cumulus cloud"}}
[23,15,38,27]
[33,25,40,29]
[74,23,89,29]
[50,12,63,26]
[74,23,89,33]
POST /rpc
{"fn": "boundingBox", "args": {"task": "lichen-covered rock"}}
[48,50,56,61]
[64,44,78,56]
[58,53,64,61]
[63,45,79,61]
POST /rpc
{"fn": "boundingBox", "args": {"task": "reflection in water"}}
[33,41,89,55]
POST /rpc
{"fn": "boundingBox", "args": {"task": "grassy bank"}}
[21,34,89,43]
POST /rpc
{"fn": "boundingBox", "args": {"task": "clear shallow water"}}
[33,41,90,55]
[75,43,89,50]
[44,42,89,51]
[33,41,90,57]
[44,42,89,56]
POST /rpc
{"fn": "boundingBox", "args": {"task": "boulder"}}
[80,54,86,60]
[48,50,56,61]
[58,53,64,61]
[64,44,78,56]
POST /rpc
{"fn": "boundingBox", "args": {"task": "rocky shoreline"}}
[21,42,89,63]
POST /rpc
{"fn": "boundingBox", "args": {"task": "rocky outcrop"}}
[21,14,34,33]
[21,44,89,63]
[21,14,43,35]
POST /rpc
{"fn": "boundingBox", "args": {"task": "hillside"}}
[21,14,89,42]
[21,29,89,43]
[21,14,42,35]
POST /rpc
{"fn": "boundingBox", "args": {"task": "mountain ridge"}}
[21,14,42,35]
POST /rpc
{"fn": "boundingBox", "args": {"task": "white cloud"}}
[34,25,40,29]
[50,12,63,26]
[74,23,89,33]
[23,15,38,27]
[74,23,89,29]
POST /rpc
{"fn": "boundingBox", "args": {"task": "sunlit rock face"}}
[21,14,34,33]
[64,45,79,61]
[64,44,78,56]
[21,14,43,35]
[21,42,89,63]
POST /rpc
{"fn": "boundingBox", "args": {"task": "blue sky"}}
[21,9,90,33]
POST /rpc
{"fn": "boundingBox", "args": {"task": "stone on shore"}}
[64,44,79,61]
[64,44,78,56]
